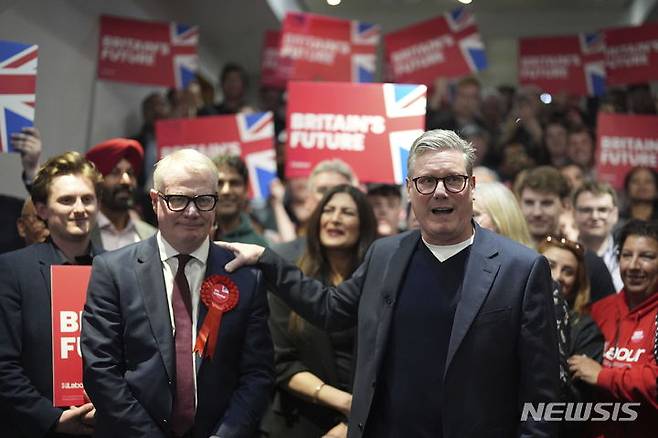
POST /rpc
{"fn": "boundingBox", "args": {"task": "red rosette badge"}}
[194,275,239,359]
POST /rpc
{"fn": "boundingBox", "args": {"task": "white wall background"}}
[0,0,242,198]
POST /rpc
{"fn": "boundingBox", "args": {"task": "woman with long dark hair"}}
[265,185,377,438]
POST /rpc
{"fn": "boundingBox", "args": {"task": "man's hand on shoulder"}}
[215,241,266,272]
[55,403,95,435]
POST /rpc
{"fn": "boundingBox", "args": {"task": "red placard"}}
[98,15,198,88]
[383,8,487,86]
[51,266,91,407]
[596,112,658,189]
[155,112,276,199]
[260,30,294,89]
[604,21,658,86]
[286,81,426,184]
[279,12,379,83]
[519,33,606,97]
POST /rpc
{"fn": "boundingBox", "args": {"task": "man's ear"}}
[149,189,159,214]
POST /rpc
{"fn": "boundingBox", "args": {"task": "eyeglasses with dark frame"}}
[158,192,218,212]
[410,175,470,195]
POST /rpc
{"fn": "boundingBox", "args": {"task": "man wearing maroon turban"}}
[86,138,156,251]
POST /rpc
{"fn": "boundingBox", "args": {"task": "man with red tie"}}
[81,149,273,438]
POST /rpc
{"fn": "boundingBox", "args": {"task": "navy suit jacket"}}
[0,241,99,438]
[258,225,560,438]
[81,236,273,438]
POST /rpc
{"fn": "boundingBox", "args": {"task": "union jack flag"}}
[245,148,277,200]
[170,23,199,88]
[237,112,276,199]
[383,84,427,184]
[0,40,38,154]
[445,7,487,73]
[351,20,379,82]
[580,32,606,96]
[237,112,274,143]
[580,31,605,55]
[351,21,380,46]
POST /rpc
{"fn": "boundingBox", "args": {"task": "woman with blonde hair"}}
[473,181,534,247]
[538,235,604,438]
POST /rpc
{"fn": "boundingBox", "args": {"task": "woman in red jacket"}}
[568,219,658,437]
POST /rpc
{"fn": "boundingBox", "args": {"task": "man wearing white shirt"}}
[85,138,156,251]
[82,149,273,438]
[572,181,623,292]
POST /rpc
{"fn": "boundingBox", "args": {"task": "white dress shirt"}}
[98,211,142,251]
[157,232,210,401]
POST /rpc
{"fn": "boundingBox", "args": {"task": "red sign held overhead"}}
[286,81,427,184]
[51,266,91,407]
[98,15,198,88]
[155,113,277,200]
[279,12,379,83]
[383,8,487,86]
[604,21,658,86]
[518,33,606,97]
[596,112,658,190]
[260,30,294,89]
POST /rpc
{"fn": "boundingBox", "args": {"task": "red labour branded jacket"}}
[588,290,658,438]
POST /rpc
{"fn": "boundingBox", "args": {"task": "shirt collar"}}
[97,211,138,232]
[422,230,474,262]
[156,231,210,266]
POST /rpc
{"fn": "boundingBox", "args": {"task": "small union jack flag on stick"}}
[0,40,38,154]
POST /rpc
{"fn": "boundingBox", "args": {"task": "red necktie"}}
[170,254,195,436]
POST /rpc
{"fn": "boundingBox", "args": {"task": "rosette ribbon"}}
[194,275,239,359]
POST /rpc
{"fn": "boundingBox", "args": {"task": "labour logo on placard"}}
[0,40,38,154]
[237,112,274,143]
[245,148,277,200]
[171,23,199,88]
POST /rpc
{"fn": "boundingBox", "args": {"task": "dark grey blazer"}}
[258,225,560,438]
[81,236,274,438]
[0,241,100,438]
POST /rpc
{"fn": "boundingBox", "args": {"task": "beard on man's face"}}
[102,184,135,211]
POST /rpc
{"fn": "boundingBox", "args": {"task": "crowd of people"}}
[0,59,656,438]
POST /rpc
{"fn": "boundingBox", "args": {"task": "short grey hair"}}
[153,149,219,192]
[407,129,477,177]
[308,159,357,190]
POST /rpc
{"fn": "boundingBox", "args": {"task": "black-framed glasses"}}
[410,175,470,195]
[158,192,218,212]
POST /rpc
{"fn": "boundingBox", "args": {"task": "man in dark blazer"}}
[220,129,561,438]
[81,149,273,438]
[0,151,103,437]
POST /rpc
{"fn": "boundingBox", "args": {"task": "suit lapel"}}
[136,237,175,380]
[444,227,500,380]
[372,231,420,371]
